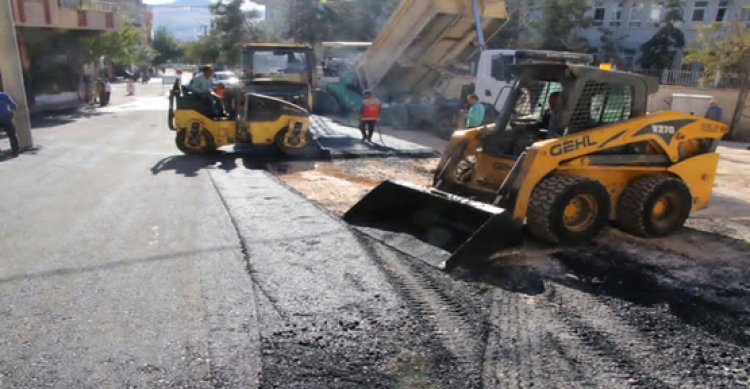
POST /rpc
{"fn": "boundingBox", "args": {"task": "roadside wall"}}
[649,85,750,141]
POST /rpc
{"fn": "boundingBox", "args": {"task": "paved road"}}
[0,83,261,387]
[3,81,750,388]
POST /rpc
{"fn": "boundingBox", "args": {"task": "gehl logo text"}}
[550,136,597,156]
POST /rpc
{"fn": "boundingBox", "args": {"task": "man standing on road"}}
[705,100,723,122]
[103,80,112,106]
[359,90,381,142]
[0,91,20,157]
[465,94,485,128]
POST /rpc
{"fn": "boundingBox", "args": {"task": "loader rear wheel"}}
[617,176,691,238]
[275,127,313,156]
[527,175,610,244]
[175,128,215,155]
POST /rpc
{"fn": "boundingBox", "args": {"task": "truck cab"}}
[475,49,594,113]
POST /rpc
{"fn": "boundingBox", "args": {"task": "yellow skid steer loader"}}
[345,63,728,270]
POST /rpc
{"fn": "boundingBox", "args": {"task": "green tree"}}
[183,36,221,64]
[638,0,684,70]
[599,28,628,66]
[684,21,750,138]
[152,27,183,65]
[286,0,400,44]
[531,0,590,51]
[209,0,262,65]
[82,24,145,66]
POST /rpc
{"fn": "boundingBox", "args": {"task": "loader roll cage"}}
[485,64,659,158]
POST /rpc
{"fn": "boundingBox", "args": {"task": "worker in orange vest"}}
[359,90,381,142]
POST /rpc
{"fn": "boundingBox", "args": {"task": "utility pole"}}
[0,0,33,150]
[729,51,749,139]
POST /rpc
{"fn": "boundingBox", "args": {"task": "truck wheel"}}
[275,127,314,156]
[175,128,215,155]
[527,175,610,244]
[617,176,691,238]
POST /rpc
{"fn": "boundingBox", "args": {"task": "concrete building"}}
[9,0,152,111]
[518,0,750,69]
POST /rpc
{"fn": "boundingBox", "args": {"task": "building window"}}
[610,5,623,27]
[629,2,645,27]
[105,12,114,28]
[692,1,708,22]
[16,0,26,23]
[593,7,606,26]
[648,6,661,26]
[77,10,87,27]
[715,0,729,22]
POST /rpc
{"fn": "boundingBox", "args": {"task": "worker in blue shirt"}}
[465,94,485,128]
[0,91,20,156]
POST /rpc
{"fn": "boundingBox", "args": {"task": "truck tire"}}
[617,176,692,238]
[527,175,610,244]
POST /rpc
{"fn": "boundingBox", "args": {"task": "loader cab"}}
[241,44,315,110]
[484,64,657,158]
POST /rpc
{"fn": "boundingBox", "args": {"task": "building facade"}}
[9,0,152,111]
[518,0,750,69]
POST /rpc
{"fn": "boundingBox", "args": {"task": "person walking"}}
[94,78,104,106]
[359,90,381,142]
[126,77,135,96]
[705,100,723,122]
[465,94,485,128]
[103,80,112,106]
[0,91,20,157]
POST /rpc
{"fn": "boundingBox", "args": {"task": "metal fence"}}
[622,68,743,89]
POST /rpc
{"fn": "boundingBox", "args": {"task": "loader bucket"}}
[344,180,522,270]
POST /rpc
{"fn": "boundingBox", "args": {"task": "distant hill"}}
[150,0,263,41]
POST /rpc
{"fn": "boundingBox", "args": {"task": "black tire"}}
[617,176,692,238]
[275,127,314,156]
[527,175,611,244]
[433,140,469,190]
[175,128,215,155]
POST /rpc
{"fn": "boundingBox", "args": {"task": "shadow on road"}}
[31,108,108,129]
[0,246,237,285]
[150,144,331,177]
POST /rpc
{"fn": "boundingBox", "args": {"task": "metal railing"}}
[622,68,743,89]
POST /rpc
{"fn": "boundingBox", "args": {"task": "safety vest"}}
[360,96,381,121]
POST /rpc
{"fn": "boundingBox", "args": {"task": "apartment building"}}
[9,0,152,111]
[518,0,750,68]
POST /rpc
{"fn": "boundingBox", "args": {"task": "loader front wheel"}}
[527,175,610,244]
[617,176,691,238]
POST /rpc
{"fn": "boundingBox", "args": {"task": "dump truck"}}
[345,63,728,270]
[315,0,507,135]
